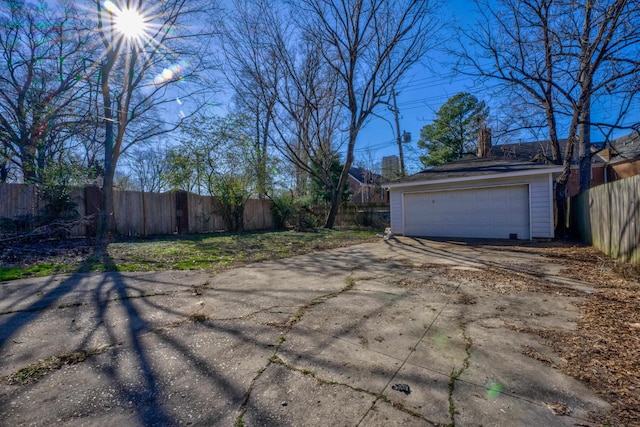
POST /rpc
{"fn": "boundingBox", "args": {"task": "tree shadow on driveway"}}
[0,249,280,425]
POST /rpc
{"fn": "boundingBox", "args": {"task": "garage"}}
[403,185,530,239]
[386,158,563,240]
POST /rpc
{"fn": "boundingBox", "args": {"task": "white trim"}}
[399,181,532,196]
[528,183,533,240]
[548,173,555,237]
[385,167,563,189]
[401,191,406,235]
[348,173,364,185]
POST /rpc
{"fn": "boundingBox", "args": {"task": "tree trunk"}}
[97,123,116,247]
[544,104,561,164]
[577,0,593,194]
[555,160,573,238]
[578,87,591,193]
[20,144,38,183]
[324,129,357,229]
[556,124,579,238]
[97,57,116,247]
[324,190,340,229]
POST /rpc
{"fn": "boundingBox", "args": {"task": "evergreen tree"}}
[417,93,489,167]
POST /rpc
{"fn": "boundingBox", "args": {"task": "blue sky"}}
[354,63,477,172]
[355,0,480,172]
[354,0,640,173]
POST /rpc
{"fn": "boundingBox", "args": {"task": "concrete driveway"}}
[0,237,609,426]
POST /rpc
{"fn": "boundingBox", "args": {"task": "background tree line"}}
[1,0,638,236]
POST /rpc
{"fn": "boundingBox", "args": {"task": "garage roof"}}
[385,157,563,188]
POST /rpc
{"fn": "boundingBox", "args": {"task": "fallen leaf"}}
[546,401,571,416]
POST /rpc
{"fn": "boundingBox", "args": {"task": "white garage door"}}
[403,185,530,239]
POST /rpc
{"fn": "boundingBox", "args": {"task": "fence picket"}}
[0,184,275,237]
[571,175,640,265]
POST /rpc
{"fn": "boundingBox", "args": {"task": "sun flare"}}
[104,1,147,41]
[116,8,147,39]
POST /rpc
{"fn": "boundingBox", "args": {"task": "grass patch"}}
[8,346,109,385]
[188,312,209,323]
[2,229,378,280]
[0,263,69,281]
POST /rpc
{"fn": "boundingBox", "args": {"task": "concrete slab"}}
[1,320,278,426]
[0,238,612,426]
[242,363,372,426]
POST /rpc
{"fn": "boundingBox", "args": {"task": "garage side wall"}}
[529,174,554,238]
[388,174,555,239]
[390,190,403,234]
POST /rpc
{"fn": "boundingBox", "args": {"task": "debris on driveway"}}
[391,384,411,395]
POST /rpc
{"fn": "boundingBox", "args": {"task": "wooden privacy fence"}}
[0,183,41,219]
[570,175,640,264]
[0,184,273,237]
[334,204,390,228]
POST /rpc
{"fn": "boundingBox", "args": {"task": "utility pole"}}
[391,88,406,177]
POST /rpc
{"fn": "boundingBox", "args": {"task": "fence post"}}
[84,186,103,237]
[175,191,189,234]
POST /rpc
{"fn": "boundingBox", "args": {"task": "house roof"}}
[385,157,563,188]
[607,131,640,162]
[492,138,605,164]
[348,167,381,185]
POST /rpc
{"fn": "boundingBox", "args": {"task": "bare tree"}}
[221,0,281,199]
[556,0,640,191]
[284,0,441,227]
[0,0,94,183]
[456,0,640,234]
[457,0,640,191]
[124,143,171,193]
[270,41,347,206]
[223,0,345,206]
[94,0,219,242]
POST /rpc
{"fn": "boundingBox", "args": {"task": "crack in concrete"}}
[234,274,357,426]
[5,343,119,386]
[447,323,471,427]
[269,355,439,425]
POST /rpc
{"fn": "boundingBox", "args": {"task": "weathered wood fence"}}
[570,175,640,264]
[313,203,390,228]
[0,184,273,237]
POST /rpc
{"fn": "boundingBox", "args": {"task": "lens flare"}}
[485,380,503,400]
[116,8,147,39]
[152,61,189,86]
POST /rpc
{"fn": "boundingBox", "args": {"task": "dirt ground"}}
[2,237,639,425]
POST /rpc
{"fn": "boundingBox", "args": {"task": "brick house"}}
[348,167,389,204]
[491,131,640,196]
[595,131,640,182]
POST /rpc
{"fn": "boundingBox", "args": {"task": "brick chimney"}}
[478,128,492,158]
